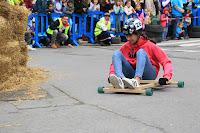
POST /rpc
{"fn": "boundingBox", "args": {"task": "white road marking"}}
[161,48,199,53]
[179,43,200,47]
[158,39,200,46]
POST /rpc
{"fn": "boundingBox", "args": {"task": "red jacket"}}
[160,14,170,27]
[109,37,173,80]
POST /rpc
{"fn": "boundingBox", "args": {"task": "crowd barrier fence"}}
[193,8,200,26]
[28,10,200,48]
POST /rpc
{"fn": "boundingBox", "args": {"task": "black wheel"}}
[145,32,161,38]
[192,26,200,32]
[111,37,121,44]
[154,37,162,43]
[145,24,164,33]
[189,32,200,38]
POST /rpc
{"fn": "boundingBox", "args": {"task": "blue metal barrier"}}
[193,8,200,26]
[34,13,48,48]
[82,12,137,44]
[28,13,36,47]
[83,11,104,44]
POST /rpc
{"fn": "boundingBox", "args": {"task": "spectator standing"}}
[99,0,113,13]
[20,1,26,6]
[183,9,192,36]
[46,2,55,25]
[24,0,33,10]
[113,0,124,34]
[124,0,135,21]
[33,0,47,14]
[74,0,87,15]
[145,0,156,16]
[7,0,19,5]
[33,0,48,37]
[160,0,171,12]
[171,0,184,39]
[62,0,74,15]
[62,0,74,31]
[52,0,63,14]
[88,0,100,12]
[166,6,173,39]
[160,7,170,41]
[144,8,151,24]
[62,0,67,10]
[135,3,145,29]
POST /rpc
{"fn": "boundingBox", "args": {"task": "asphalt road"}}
[1,38,200,133]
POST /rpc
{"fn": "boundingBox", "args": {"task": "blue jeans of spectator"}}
[162,27,168,40]
[112,49,156,80]
[171,15,182,39]
[178,32,185,39]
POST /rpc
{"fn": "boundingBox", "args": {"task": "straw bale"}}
[0,66,50,91]
[18,52,28,66]
[0,41,20,55]
[0,2,29,42]
[0,55,12,83]
[19,41,28,52]
[0,2,49,92]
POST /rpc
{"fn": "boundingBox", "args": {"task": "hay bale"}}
[19,41,28,52]
[0,2,49,92]
[0,41,23,67]
[0,55,12,83]
[18,52,28,66]
[0,2,29,42]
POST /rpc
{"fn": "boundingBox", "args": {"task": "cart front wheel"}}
[178,81,184,88]
[146,88,153,96]
[98,87,104,93]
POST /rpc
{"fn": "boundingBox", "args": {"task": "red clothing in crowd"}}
[24,0,33,10]
[109,37,173,80]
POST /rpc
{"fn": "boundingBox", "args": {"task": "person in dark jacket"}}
[33,0,48,36]
[33,0,47,14]
[74,0,87,15]
[46,2,55,25]
[99,0,113,13]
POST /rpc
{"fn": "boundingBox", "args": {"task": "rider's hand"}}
[159,78,169,85]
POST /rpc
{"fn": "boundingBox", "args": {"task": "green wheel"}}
[178,81,184,88]
[98,87,104,93]
[146,88,153,96]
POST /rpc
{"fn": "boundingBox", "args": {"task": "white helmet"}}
[123,18,143,35]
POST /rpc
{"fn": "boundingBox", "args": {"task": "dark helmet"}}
[123,18,143,35]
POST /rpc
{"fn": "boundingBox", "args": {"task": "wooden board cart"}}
[98,80,184,96]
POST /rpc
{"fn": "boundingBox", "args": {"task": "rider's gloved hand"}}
[159,78,168,85]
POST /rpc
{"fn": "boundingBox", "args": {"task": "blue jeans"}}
[162,27,168,40]
[171,15,182,39]
[112,49,156,80]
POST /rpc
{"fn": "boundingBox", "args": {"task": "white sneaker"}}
[122,78,139,89]
[27,45,36,51]
[109,74,124,89]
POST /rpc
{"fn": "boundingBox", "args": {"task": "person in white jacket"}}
[94,13,116,45]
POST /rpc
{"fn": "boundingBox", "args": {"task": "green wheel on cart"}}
[178,81,184,88]
[146,88,153,96]
[98,87,104,93]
